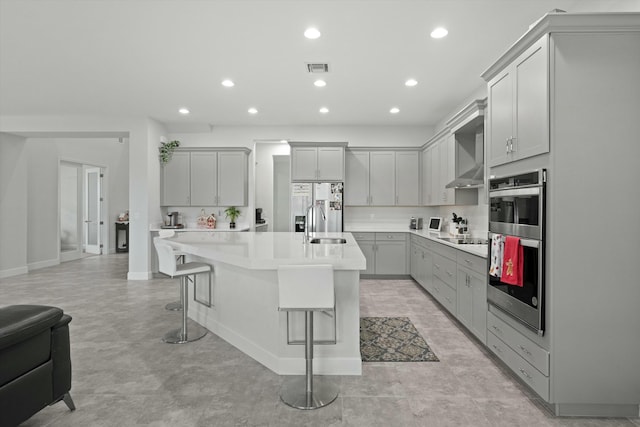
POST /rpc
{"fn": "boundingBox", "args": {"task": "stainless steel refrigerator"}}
[290,182,343,233]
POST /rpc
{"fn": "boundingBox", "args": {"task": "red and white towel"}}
[501,236,524,287]
[489,234,504,278]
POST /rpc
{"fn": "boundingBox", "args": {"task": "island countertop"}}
[163,231,366,271]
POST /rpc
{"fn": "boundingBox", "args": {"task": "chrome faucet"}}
[304,203,326,243]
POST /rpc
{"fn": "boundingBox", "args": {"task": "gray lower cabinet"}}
[456,251,487,344]
[410,234,488,341]
[487,311,550,400]
[353,232,407,275]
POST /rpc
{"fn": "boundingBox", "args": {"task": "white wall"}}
[25,137,129,266]
[0,115,155,279]
[0,133,28,277]
[254,142,291,229]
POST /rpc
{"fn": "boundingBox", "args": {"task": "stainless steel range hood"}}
[445,163,484,188]
[445,103,485,189]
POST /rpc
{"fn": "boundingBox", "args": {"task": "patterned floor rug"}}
[360,317,439,362]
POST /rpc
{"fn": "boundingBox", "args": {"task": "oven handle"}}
[489,187,541,198]
[488,232,540,248]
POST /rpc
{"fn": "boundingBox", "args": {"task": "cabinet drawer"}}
[432,277,456,316]
[351,232,375,241]
[487,333,549,401]
[431,241,458,260]
[487,312,549,375]
[456,252,486,276]
[432,253,457,289]
[375,232,406,242]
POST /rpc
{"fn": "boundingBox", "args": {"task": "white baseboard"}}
[28,258,60,271]
[0,265,29,279]
[127,271,153,280]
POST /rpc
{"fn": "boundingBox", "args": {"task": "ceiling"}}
[1,0,638,131]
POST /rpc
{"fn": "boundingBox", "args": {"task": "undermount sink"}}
[309,237,347,244]
[438,237,488,245]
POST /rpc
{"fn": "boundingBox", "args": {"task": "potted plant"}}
[159,140,180,164]
[225,206,241,229]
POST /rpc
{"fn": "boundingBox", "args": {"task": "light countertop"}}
[160,231,366,271]
[345,223,488,258]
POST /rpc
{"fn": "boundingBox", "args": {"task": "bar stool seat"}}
[277,264,338,410]
[154,237,212,344]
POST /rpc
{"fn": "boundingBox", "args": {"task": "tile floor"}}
[1,254,638,427]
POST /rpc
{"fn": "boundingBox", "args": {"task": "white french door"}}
[84,167,102,254]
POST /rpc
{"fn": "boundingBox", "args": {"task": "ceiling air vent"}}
[306,63,329,73]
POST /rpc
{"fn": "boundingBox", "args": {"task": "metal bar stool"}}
[154,237,212,344]
[277,264,338,410]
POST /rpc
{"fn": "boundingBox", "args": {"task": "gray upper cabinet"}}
[190,152,218,206]
[395,151,420,205]
[161,152,191,206]
[290,143,345,182]
[161,149,249,207]
[345,149,419,206]
[369,151,395,206]
[344,151,370,205]
[487,35,549,167]
[217,151,248,206]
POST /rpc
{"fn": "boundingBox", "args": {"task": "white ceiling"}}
[1,0,638,131]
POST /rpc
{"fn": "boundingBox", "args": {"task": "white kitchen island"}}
[162,231,366,376]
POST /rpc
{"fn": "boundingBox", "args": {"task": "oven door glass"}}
[489,244,539,309]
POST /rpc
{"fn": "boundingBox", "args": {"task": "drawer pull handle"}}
[492,325,502,334]
[519,345,532,356]
[519,368,533,380]
[434,264,440,269]
[446,271,453,277]
[492,344,503,354]
[464,259,472,264]
[434,286,440,293]
[445,297,452,303]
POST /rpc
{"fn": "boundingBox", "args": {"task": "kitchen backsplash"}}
[344,204,488,236]
[161,206,246,228]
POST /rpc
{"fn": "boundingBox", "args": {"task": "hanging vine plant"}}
[159,140,180,164]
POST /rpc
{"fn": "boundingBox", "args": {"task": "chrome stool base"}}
[162,323,208,344]
[280,377,339,410]
[164,301,182,311]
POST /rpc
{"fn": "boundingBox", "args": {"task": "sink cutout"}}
[309,238,347,244]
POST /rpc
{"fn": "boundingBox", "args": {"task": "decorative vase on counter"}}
[229,221,236,229]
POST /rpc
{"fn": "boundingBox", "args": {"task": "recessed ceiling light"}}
[178,108,190,115]
[430,27,448,39]
[221,79,235,87]
[405,79,418,87]
[314,79,327,87]
[319,107,329,114]
[390,107,400,114]
[304,27,321,39]
[248,107,258,114]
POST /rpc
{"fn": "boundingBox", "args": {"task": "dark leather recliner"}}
[0,305,75,427]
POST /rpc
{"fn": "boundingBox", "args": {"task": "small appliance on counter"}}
[409,217,423,230]
[255,208,265,224]
[449,213,468,235]
[161,211,184,229]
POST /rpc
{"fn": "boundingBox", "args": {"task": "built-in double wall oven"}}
[488,169,546,335]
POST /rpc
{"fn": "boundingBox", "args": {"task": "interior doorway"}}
[59,161,104,262]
